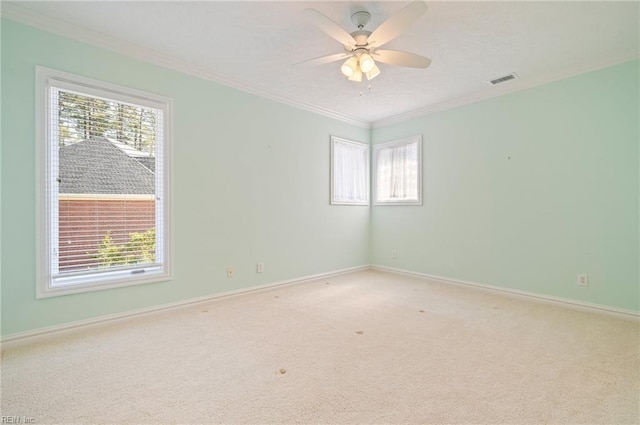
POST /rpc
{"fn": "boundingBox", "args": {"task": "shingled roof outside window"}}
[59,137,155,195]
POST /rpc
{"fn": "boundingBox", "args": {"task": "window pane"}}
[54,89,160,277]
[331,137,369,205]
[374,136,422,205]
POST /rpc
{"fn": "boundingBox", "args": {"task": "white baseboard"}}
[371,265,640,321]
[0,265,369,348]
[4,264,636,348]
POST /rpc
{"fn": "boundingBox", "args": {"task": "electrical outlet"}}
[577,274,589,287]
[257,262,264,273]
[391,250,398,259]
[226,267,234,278]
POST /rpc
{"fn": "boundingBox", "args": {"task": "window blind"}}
[48,85,164,285]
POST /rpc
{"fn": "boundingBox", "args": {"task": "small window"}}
[330,136,369,205]
[36,67,172,297]
[373,135,422,205]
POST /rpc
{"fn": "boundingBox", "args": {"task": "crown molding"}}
[0,3,371,129]
[372,51,640,129]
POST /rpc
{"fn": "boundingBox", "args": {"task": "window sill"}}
[36,269,171,298]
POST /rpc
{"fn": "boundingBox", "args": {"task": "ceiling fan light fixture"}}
[366,64,380,81]
[341,56,358,77]
[348,66,363,82]
[359,53,375,73]
[302,3,430,84]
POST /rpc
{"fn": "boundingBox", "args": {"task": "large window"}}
[36,67,171,297]
[373,135,422,205]
[330,136,369,205]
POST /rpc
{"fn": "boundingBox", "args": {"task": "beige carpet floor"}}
[1,270,639,424]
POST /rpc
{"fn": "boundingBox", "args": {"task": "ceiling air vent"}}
[489,73,518,85]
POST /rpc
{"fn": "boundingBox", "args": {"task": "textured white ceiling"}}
[7,1,639,124]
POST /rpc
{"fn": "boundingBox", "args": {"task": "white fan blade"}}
[304,9,356,47]
[374,50,431,68]
[367,1,427,48]
[293,53,350,67]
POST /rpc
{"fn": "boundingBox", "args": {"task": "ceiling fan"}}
[298,0,431,83]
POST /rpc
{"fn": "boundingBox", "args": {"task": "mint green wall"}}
[1,20,370,336]
[371,60,640,311]
[2,19,638,338]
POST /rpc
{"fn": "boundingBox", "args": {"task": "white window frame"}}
[373,135,422,206]
[35,66,172,298]
[330,136,370,206]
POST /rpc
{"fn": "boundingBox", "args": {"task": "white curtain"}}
[333,140,368,203]
[376,141,418,201]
